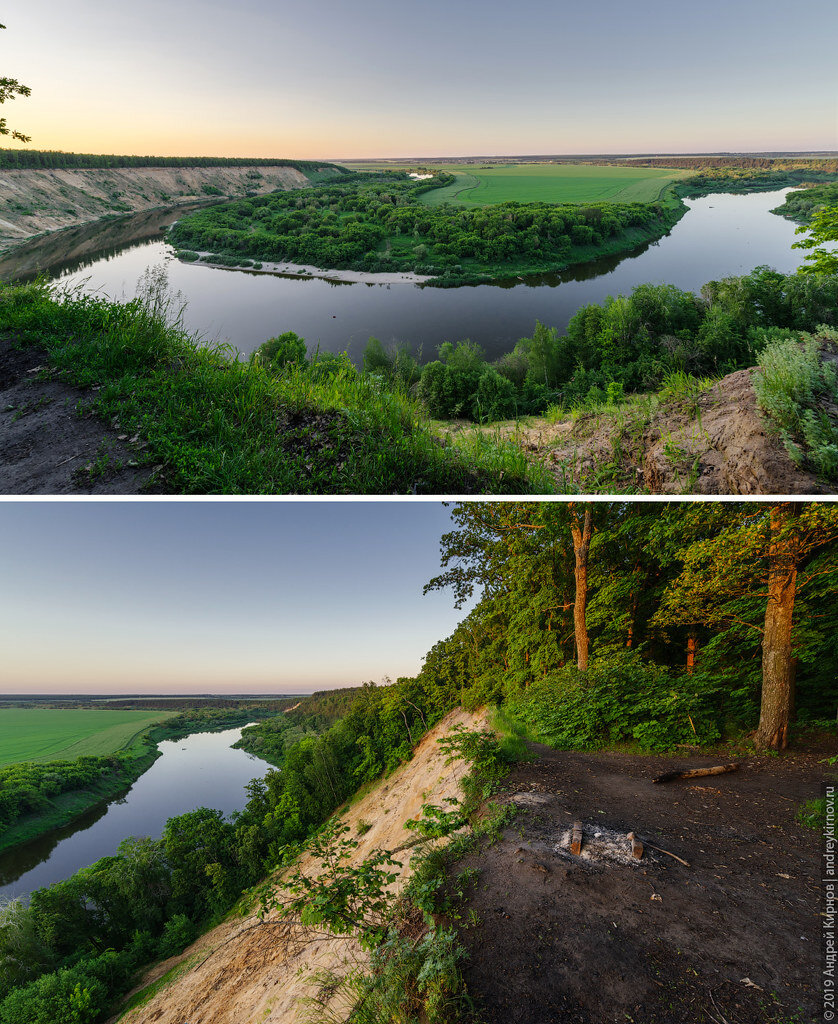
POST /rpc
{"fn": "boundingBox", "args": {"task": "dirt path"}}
[0,337,157,493]
[455,743,827,1023]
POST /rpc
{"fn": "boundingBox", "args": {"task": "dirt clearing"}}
[453,742,827,1023]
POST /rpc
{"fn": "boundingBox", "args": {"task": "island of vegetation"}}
[0,503,833,1024]
[166,170,685,284]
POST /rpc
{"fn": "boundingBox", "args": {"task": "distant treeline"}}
[677,167,838,199]
[0,149,343,172]
[628,156,838,171]
[1,697,299,712]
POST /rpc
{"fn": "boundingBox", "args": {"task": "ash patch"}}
[555,822,649,867]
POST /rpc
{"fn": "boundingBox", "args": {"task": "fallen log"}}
[653,763,740,784]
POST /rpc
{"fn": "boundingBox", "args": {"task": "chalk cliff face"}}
[116,708,485,1024]
[0,165,312,252]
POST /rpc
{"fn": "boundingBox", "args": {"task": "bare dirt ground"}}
[446,358,833,495]
[453,741,829,1024]
[114,709,486,1024]
[0,336,158,494]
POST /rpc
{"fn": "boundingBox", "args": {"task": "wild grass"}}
[0,709,172,766]
[416,163,687,207]
[753,328,838,479]
[0,275,554,495]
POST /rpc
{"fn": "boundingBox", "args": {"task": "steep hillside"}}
[116,708,486,1024]
[0,165,314,252]
[448,345,837,494]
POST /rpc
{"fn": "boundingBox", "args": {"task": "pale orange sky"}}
[4,0,836,159]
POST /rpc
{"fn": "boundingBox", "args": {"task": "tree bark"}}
[686,632,698,674]
[569,505,593,671]
[755,505,801,750]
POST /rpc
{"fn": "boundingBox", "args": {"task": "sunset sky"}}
[0,502,469,694]
[5,0,837,159]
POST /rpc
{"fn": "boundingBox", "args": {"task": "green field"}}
[0,708,174,766]
[420,164,689,207]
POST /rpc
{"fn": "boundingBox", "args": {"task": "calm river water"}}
[0,188,809,364]
[0,726,271,900]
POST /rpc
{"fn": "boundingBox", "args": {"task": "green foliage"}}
[261,820,402,951]
[0,150,344,173]
[796,797,826,830]
[168,171,678,282]
[504,651,722,751]
[252,330,308,371]
[793,202,838,275]
[753,330,838,478]
[0,278,548,494]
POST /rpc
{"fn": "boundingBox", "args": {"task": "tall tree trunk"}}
[686,632,698,674]
[569,505,593,671]
[626,591,638,648]
[756,505,801,750]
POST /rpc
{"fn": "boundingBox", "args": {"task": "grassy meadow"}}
[0,708,174,766]
[426,164,688,206]
[345,161,688,207]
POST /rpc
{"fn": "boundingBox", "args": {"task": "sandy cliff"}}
[0,165,311,252]
[116,707,485,1024]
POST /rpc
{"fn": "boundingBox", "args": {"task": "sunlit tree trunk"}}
[570,505,593,671]
[686,633,698,674]
[756,505,801,750]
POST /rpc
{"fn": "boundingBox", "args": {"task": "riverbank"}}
[0,281,549,495]
[0,710,280,858]
[0,164,320,254]
[180,250,433,284]
[0,745,161,856]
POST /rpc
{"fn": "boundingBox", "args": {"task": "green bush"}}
[753,330,838,478]
[252,330,308,371]
[504,651,723,752]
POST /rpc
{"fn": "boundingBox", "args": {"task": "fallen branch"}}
[653,763,740,784]
[643,841,690,867]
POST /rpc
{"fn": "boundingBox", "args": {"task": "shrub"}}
[472,369,516,422]
[252,330,308,371]
[753,330,838,478]
[504,651,723,751]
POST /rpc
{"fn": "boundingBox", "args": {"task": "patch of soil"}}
[468,354,833,495]
[455,744,827,1024]
[0,337,158,494]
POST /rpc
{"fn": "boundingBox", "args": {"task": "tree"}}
[654,503,838,750]
[0,25,31,143]
[793,203,838,275]
[568,504,592,670]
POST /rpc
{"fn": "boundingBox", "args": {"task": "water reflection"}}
[0,726,270,900]
[0,189,807,363]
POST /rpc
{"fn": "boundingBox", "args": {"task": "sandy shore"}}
[180,250,432,285]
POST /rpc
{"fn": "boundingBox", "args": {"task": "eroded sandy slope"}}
[0,165,311,251]
[116,707,485,1024]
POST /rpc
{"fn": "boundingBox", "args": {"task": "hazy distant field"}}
[344,161,688,207]
[0,708,173,766]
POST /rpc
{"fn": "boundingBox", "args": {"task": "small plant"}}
[796,797,826,830]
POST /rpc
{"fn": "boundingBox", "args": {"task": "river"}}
[0,726,271,901]
[0,188,810,364]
